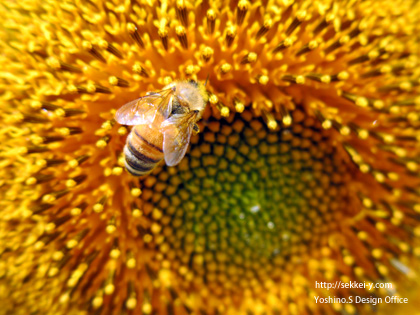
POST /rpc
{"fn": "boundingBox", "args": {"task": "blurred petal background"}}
[1,0,420,314]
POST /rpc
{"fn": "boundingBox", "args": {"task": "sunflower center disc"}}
[140,112,353,299]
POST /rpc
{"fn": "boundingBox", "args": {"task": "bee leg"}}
[192,123,200,135]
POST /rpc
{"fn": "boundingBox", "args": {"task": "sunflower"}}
[1,0,420,314]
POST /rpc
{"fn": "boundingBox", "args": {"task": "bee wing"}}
[115,89,174,125]
[161,112,198,166]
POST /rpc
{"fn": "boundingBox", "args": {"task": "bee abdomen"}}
[124,141,162,176]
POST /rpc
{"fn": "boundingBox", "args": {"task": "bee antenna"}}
[204,74,210,87]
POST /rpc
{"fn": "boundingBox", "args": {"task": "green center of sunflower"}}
[139,110,353,294]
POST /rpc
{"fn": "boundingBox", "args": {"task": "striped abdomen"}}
[124,124,164,176]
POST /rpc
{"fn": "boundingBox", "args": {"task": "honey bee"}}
[115,80,208,176]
